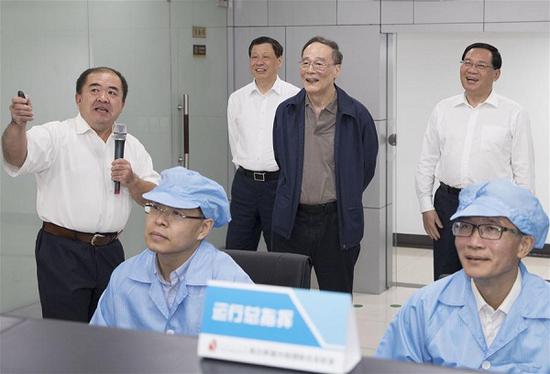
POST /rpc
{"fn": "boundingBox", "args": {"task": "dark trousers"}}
[225,169,278,251]
[271,202,360,293]
[35,229,124,322]
[433,185,462,281]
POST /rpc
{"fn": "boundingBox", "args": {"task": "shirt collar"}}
[184,241,216,285]
[131,241,215,286]
[250,75,283,96]
[305,90,338,114]
[75,113,93,134]
[437,262,550,319]
[471,268,522,314]
[325,92,338,114]
[153,252,193,286]
[484,90,499,107]
[455,90,499,108]
[75,113,116,140]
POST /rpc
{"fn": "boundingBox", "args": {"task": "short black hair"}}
[248,36,283,58]
[462,42,502,69]
[76,67,128,102]
[301,36,343,65]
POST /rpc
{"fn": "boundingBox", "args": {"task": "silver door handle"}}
[388,133,397,146]
[177,94,190,168]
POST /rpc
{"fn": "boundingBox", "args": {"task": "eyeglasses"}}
[460,60,493,71]
[452,221,521,240]
[144,202,204,223]
[299,59,335,72]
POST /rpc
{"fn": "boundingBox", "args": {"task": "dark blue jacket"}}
[272,86,379,249]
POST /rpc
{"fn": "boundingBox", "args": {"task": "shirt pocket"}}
[480,125,510,154]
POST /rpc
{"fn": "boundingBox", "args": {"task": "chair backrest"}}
[223,250,312,289]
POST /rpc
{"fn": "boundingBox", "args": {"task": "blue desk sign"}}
[197,280,360,374]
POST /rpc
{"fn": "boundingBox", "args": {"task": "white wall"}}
[394,32,550,244]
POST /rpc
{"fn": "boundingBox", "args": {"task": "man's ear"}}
[197,219,214,241]
[333,64,341,81]
[517,235,534,259]
[75,93,82,104]
[493,69,501,82]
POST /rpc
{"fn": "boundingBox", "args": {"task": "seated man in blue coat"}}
[376,179,550,372]
[91,167,252,335]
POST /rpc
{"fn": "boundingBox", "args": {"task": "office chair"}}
[223,249,312,289]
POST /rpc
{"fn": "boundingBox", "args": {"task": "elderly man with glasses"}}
[376,179,550,373]
[415,42,535,281]
[271,36,378,293]
[90,167,252,335]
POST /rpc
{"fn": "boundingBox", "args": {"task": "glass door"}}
[169,0,230,246]
[0,0,230,313]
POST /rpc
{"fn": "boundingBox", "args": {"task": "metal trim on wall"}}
[385,32,398,290]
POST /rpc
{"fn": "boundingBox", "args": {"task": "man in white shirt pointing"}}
[226,36,299,251]
[2,67,159,322]
[415,42,535,281]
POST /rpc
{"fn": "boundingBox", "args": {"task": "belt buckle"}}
[253,172,265,182]
[91,233,106,246]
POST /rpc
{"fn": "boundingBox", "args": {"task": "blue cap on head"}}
[142,167,231,228]
[450,179,549,248]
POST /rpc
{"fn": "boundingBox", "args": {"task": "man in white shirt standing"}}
[415,42,535,281]
[226,36,299,251]
[2,67,160,322]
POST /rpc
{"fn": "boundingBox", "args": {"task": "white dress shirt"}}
[227,76,299,171]
[471,269,522,347]
[416,91,535,212]
[3,113,160,233]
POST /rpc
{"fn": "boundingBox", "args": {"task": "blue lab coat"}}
[90,241,252,335]
[376,262,550,373]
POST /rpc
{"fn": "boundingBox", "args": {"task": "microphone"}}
[113,123,127,195]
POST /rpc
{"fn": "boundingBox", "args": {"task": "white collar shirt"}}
[471,269,522,347]
[3,113,160,233]
[416,91,535,212]
[227,76,300,171]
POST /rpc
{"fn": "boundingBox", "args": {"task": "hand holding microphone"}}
[112,123,127,194]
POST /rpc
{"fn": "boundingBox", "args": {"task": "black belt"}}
[439,182,462,195]
[42,222,120,247]
[298,201,337,213]
[238,167,279,182]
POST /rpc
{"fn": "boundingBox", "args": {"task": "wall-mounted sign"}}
[192,26,207,38]
[193,45,206,56]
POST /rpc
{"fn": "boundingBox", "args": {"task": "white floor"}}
[7,247,550,358]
